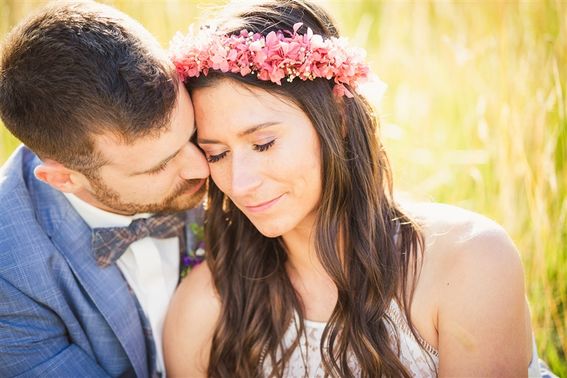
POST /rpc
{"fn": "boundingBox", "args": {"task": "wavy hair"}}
[186,1,429,376]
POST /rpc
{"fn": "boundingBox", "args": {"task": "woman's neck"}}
[282,218,338,321]
[282,216,321,275]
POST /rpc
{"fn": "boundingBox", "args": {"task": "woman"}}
[164,1,544,376]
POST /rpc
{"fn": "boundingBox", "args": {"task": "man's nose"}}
[179,142,209,180]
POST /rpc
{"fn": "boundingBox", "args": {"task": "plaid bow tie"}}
[92,213,187,267]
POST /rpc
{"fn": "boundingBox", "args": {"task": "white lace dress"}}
[262,301,545,377]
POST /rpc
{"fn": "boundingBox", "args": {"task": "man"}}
[0,1,208,377]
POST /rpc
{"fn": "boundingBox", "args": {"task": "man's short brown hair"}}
[0,1,178,173]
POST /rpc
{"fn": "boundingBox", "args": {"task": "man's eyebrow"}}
[197,122,279,144]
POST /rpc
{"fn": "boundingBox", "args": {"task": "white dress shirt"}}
[64,193,179,375]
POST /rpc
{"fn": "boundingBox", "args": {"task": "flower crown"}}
[169,23,371,97]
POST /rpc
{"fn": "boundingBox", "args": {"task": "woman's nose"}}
[230,153,262,197]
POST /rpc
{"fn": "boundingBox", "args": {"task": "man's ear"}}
[34,160,87,193]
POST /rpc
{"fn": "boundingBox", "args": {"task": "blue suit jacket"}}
[0,146,201,377]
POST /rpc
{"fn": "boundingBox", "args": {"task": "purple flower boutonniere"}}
[180,222,205,278]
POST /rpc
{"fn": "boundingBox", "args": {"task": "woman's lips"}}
[244,193,285,213]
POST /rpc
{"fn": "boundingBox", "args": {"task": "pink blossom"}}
[169,23,372,97]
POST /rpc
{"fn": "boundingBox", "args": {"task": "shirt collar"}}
[64,193,151,229]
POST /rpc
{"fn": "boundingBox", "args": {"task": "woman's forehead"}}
[193,80,304,130]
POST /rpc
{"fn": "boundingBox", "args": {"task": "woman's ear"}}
[34,159,87,193]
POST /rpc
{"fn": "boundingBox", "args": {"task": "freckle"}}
[446,282,450,286]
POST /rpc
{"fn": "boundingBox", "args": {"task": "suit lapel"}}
[25,152,149,378]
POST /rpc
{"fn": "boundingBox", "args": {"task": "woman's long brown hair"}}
[187,1,431,376]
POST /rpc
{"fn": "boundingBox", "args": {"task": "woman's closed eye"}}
[253,139,275,152]
[207,151,227,163]
[205,139,276,164]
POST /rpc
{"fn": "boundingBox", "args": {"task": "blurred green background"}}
[1,0,565,374]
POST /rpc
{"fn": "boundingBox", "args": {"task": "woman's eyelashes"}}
[206,139,276,163]
[253,139,275,152]
[207,151,227,163]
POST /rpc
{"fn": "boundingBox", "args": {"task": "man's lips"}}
[243,193,285,213]
[182,179,205,196]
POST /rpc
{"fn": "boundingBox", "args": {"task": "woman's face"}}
[193,79,322,238]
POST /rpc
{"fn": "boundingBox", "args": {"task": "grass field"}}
[1,0,565,374]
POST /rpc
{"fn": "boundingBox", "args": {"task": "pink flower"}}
[333,84,354,98]
[254,50,268,66]
[169,23,372,97]
[257,70,270,81]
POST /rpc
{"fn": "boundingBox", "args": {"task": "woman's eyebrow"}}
[198,122,279,144]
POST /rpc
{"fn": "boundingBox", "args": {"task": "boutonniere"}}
[180,222,205,278]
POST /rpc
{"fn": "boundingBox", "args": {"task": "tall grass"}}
[329,2,566,373]
[1,0,565,374]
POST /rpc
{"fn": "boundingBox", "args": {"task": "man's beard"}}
[87,176,206,215]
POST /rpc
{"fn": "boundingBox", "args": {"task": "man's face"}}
[75,85,209,215]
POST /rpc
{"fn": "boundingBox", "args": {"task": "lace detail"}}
[385,301,438,377]
[261,301,550,377]
[262,317,361,377]
[261,302,438,377]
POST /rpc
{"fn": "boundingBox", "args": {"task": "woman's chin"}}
[251,222,287,239]
[257,228,283,239]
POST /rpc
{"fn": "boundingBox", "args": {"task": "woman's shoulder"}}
[399,204,531,374]
[163,262,220,376]
[167,261,220,324]
[401,201,526,306]
[402,202,519,264]
[403,201,503,234]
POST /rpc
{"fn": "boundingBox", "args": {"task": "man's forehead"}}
[92,83,194,173]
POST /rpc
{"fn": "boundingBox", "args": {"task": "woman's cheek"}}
[210,166,230,192]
